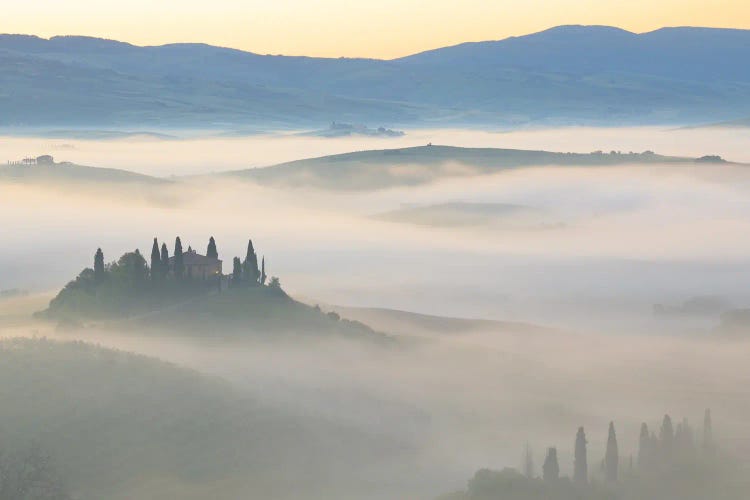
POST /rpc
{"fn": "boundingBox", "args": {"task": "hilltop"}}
[0,156,166,185]
[225,145,697,190]
[41,237,389,343]
[2,26,750,128]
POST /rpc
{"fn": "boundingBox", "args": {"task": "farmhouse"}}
[169,248,222,279]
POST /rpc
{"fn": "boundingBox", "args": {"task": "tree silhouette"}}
[150,238,161,281]
[94,248,105,283]
[207,236,218,259]
[574,427,588,485]
[174,237,184,280]
[232,257,242,285]
[133,249,146,286]
[660,415,674,460]
[260,256,267,286]
[243,239,260,285]
[542,447,559,481]
[703,409,714,454]
[160,243,169,278]
[113,250,148,289]
[605,421,619,482]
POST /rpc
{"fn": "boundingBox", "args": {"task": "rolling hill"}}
[0,338,407,500]
[328,305,554,338]
[120,285,391,343]
[42,264,391,344]
[2,26,750,128]
[0,160,167,185]
[224,145,697,190]
[693,116,750,129]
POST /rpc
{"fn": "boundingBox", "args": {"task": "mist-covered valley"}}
[3,125,750,499]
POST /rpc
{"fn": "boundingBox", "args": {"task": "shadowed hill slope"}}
[43,263,390,344]
[0,338,408,500]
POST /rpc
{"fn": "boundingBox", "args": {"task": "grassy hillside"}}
[0,338,406,500]
[0,161,167,185]
[329,305,554,338]
[120,285,391,343]
[225,145,693,190]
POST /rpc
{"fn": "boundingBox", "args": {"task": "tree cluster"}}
[534,409,715,487]
[445,408,726,500]
[230,239,272,288]
[46,236,280,319]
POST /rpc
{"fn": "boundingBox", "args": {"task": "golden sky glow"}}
[2,0,749,58]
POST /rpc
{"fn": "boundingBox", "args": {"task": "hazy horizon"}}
[2,2,749,58]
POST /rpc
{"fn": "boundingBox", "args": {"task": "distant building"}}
[168,249,222,280]
[6,155,54,166]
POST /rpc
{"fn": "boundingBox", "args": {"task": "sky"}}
[2,0,749,58]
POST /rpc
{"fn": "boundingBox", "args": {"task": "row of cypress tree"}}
[94,236,268,285]
[231,239,267,287]
[533,409,715,484]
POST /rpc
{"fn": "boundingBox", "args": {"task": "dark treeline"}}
[45,236,281,319]
[88,235,275,288]
[442,409,743,500]
[539,410,715,486]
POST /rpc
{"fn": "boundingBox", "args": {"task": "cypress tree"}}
[150,238,161,280]
[660,415,674,460]
[605,422,619,482]
[174,237,184,280]
[574,427,588,485]
[260,257,267,285]
[132,249,146,288]
[94,248,105,283]
[207,236,218,259]
[703,409,713,454]
[243,239,260,285]
[232,257,242,285]
[542,448,559,481]
[160,243,169,278]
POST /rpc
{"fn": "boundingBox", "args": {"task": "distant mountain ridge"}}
[1,26,749,127]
